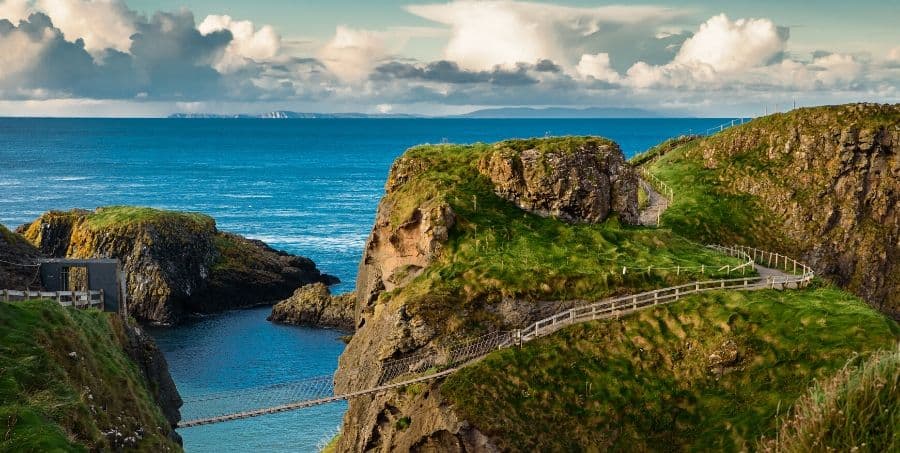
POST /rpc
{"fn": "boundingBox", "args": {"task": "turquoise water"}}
[0,118,729,451]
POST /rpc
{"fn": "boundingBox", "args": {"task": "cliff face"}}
[18,207,335,324]
[355,155,456,328]
[119,320,183,442]
[478,137,639,225]
[267,283,355,331]
[0,224,43,289]
[679,104,899,316]
[335,137,641,452]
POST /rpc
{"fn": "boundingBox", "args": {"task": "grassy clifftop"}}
[443,286,897,451]
[375,139,748,332]
[0,300,181,451]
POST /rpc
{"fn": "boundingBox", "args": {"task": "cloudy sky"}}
[0,0,897,117]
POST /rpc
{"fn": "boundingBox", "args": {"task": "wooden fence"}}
[1,289,104,309]
[518,244,813,342]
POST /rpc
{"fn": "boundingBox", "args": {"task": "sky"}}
[0,0,897,117]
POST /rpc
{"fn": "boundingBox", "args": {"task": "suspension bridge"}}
[178,243,814,428]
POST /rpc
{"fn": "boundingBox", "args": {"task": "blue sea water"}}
[0,118,730,452]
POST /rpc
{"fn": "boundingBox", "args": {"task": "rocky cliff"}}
[0,224,43,289]
[119,320,183,442]
[650,104,898,317]
[334,137,646,451]
[18,207,335,324]
[268,283,355,330]
[478,137,638,225]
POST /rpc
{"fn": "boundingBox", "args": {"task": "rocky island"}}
[17,207,336,325]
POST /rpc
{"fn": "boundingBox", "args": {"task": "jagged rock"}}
[477,137,639,224]
[707,340,741,377]
[17,207,336,324]
[267,283,355,330]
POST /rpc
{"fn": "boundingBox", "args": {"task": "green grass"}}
[381,139,754,334]
[645,140,791,248]
[0,224,22,245]
[494,136,617,155]
[638,185,650,210]
[0,300,182,451]
[84,206,214,231]
[630,135,700,167]
[442,287,898,452]
[211,233,258,274]
[760,344,899,453]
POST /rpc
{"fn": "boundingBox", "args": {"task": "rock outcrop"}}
[18,207,336,324]
[267,283,355,330]
[335,137,639,452]
[0,224,44,289]
[478,137,639,224]
[685,103,899,316]
[355,155,456,328]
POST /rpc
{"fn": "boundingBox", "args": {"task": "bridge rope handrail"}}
[177,243,813,428]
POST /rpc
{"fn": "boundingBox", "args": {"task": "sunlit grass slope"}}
[443,286,898,451]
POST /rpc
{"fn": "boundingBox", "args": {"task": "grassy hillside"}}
[639,104,899,315]
[443,287,898,451]
[380,140,751,333]
[0,300,181,451]
[643,138,789,247]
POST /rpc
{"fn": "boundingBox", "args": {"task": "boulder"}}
[268,283,354,331]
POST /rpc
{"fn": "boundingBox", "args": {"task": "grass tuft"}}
[760,344,899,453]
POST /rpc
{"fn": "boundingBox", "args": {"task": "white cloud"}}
[0,0,32,22]
[623,14,820,90]
[674,14,786,73]
[199,15,281,73]
[811,53,862,87]
[576,53,620,83]
[36,0,138,54]
[318,26,387,83]
[406,0,680,72]
[0,19,49,85]
[888,46,900,62]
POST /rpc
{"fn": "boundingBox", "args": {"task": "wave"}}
[222,194,274,199]
[246,234,366,252]
[52,176,93,181]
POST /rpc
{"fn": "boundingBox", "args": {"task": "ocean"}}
[0,117,731,452]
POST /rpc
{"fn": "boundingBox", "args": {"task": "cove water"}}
[0,118,730,452]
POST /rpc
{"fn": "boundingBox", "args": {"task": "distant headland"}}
[168,106,661,119]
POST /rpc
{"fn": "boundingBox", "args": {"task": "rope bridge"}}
[178,244,813,428]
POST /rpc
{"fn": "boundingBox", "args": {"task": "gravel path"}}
[638,179,668,226]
